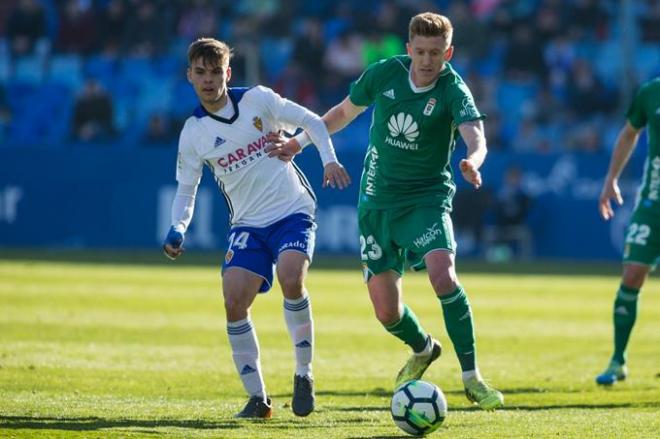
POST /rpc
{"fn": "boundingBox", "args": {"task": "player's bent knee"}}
[429,272,458,296]
[278,272,305,296]
[225,294,250,320]
[374,307,400,326]
[622,266,648,290]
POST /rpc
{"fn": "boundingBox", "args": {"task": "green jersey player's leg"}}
[595,77,660,386]
[597,206,659,385]
[358,207,442,388]
[394,205,503,410]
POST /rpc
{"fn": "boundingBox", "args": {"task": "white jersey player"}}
[163,38,351,419]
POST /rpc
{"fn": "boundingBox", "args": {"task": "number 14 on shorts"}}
[229,231,250,249]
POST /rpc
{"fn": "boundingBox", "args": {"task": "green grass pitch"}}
[0,253,658,438]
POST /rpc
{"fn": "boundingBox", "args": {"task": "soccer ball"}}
[391,380,447,436]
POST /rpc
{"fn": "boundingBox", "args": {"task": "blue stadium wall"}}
[0,146,646,261]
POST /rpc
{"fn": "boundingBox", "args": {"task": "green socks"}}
[439,286,476,372]
[612,285,640,365]
[384,304,428,353]
[384,286,478,372]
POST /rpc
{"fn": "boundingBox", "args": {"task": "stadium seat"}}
[594,41,621,86]
[118,57,155,89]
[635,44,660,81]
[5,81,35,110]
[0,52,9,83]
[13,55,46,84]
[5,82,72,146]
[84,55,118,88]
[47,54,83,89]
[154,54,181,77]
[260,38,293,82]
[496,79,539,135]
[170,80,199,117]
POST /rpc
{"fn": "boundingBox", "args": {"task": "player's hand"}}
[323,162,351,189]
[163,226,185,260]
[598,178,623,220]
[459,159,482,189]
[265,132,301,162]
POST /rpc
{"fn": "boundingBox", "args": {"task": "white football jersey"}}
[176,86,317,227]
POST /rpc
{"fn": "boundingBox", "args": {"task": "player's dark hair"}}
[409,12,453,47]
[187,38,233,67]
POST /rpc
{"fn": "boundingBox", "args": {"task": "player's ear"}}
[406,42,412,56]
[226,65,232,83]
[186,68,192,83]
[444,45,454,62]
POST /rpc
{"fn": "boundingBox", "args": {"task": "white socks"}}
[462,369,483,384]
[414,336,433,357]
[227,318,266,400]
[227,295,313,399]
[283,295,314,377]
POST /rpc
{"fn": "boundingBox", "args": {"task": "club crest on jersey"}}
[225,249,234,264]
[253,116,263,131]
[214,136,226,148]
[423,97,436,116]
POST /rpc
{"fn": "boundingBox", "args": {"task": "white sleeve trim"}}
[171,183,198,233]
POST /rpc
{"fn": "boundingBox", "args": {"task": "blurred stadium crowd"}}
[0,0,659,152]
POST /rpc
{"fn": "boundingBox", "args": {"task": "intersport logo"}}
[387,113,419,142]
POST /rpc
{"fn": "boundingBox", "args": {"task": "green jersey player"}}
[269,12,503,410]
[596,76,660,385]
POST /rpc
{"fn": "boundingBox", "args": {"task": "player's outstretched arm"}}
[458,120,487,189]
[322,97,366,135]
[599,121,641,220]
[287,97,368,153]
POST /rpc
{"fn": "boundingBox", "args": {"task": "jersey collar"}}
[200,89,240,124]
[407,63,451,93]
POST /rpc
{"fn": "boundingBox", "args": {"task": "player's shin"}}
[227,318,267,400]
[612,285,640,365]
[283,294,314,377]
[439,286,477,373]
[384,304,429,353]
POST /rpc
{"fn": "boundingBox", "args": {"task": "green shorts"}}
[623,206,660,267]
[358,205,455,280]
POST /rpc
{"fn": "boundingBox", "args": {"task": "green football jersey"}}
[350,56,485,210]
[627,77,660,214]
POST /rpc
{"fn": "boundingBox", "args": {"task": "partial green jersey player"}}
[349,56,481,276]
[350,56,479,213]
[271,12,503,410]
[596,76,660,386]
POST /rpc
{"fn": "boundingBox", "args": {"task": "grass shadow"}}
[450,401,660,412]
[272,388,392,399]
[0,416,242,432]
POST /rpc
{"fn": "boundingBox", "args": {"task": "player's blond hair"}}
[187,38,233,67]
[408,13,453,48]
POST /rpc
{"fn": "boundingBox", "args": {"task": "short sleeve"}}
[349,60,386,107]
[449,83,486,125]
[175,121,203,186]
[625,85,647,129]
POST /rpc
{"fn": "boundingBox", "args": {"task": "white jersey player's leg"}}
[223,267,272,418]
[277,250,315,416]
